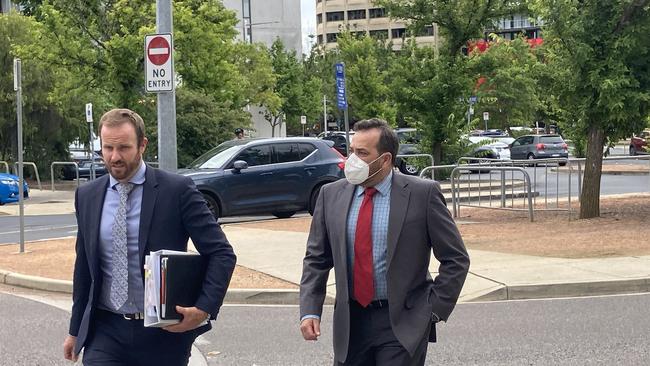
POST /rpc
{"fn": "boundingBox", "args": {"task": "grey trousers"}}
[337,301,430,366]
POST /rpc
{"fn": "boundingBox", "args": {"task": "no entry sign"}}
[145,33,174,92]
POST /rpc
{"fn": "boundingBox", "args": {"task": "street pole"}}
[323,95,327,133]
[344,108,350,156]
[156,0,178,172]
[14,58,25,253]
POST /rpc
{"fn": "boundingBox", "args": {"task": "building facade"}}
[315,0,440,51]
[1,0,14,13]
[485,14,543,40]
[222,0,302,137]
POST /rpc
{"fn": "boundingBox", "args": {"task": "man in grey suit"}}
[300,118,470,365]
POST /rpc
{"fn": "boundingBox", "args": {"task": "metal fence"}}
[13,162,43,190]
[419,155,650,219]
[50,162,79,191]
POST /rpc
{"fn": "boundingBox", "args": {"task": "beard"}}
[107,155,142,181]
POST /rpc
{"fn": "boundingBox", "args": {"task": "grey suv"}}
[509,134,568,165]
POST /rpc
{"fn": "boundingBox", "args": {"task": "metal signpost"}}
[335,63,350,155]
[323,95,327,133]
[148,0,177,172]
[14,58,25,253]
[467,96,478,129]
[85,103,96,180]
[483,111,490,131]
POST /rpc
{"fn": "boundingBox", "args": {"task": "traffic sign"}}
[483,112,490,120]
[300,115,307,125]
[85,103,93,123]
[469,96,478,104]
[334,63,347,109]
[145,34,174,92]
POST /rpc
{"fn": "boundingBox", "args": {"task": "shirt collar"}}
[109,160,146,189]
[355,170,393,197]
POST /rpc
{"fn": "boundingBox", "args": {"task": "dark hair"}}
[353,118,399,163]
[98,108,146,146]
[234,128,244,134]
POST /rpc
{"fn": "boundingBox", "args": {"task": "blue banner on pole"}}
[334,63,347,110]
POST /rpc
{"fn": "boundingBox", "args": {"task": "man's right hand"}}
[300,318,321,341]
[63,335,78,362]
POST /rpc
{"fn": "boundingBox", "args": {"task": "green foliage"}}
[0,13,72,175]
[336,32,397,124]
[375,0,522,57]
[469,36,541,130]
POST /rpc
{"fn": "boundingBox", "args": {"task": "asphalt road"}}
[199,293,650,365]
[4,292,647,365]
[0,213,311,245]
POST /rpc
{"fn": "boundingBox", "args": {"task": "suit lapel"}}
[138,166,159,265]
[386,174,410,268]
[334,182,356,289]
[87,176,109,277]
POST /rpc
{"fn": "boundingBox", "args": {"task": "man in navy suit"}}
[63,108,236,365]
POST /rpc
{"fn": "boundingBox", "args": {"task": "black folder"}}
[160,254,206,320]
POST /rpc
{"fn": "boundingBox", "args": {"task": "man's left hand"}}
[163,306,209,333]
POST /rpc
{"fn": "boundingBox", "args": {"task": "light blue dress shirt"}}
[98,161,147,314]
[346,171,392,301]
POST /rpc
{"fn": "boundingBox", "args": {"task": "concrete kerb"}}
[469,278,650,302]
[2,268,648,304]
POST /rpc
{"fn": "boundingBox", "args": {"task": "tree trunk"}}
[579,125,606,219]
[432,141,443,166]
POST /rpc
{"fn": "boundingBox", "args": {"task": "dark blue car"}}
[180,137,346,219]
[0,173,29,205]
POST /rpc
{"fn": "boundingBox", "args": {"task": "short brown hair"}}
[98,108,146,146]
[353,118,399,163]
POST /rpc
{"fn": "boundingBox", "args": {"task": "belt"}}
[97,308,145,321]
[352,299,388,309]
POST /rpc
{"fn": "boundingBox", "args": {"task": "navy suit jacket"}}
[69,166,236,355]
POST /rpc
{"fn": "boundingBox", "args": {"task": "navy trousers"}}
[82,309,197,366]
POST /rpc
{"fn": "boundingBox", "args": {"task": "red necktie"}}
[353,187,378,307]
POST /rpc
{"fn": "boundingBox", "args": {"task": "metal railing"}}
[0,161,8,173]
[451,166,535,221]
[13,162,42,190]
[51,162,79,191]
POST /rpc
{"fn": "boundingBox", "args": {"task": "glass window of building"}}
[326,33,339,43]
[317,14,322,24]
[326,11,344,22]
[391,28,406,39]
[348,9,366,20]
[369,8,386,19]
[369,29,388,39]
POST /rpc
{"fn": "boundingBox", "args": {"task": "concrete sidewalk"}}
[1,188,649,304]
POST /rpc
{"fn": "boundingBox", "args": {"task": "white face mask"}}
[345,153,385,185]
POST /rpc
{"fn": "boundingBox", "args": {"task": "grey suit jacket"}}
[300,172,470,363]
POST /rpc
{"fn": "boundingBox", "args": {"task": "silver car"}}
[509,134,568,165]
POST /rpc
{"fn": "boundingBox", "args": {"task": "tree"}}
[375,0,522,57]
[531,0,650,218]
[20,0,277,167]
[373,0,522,165]
[0,12,73,174]
[469,36,541,131]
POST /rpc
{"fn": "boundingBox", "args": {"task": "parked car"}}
[629,130,649,156]
[0,173,29,205]
[318,131,354,156]
[395,128,423,175]
[62,150,105,180]
[180,137,345,219]
[509,134,569,165]
[471,141,511,161]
